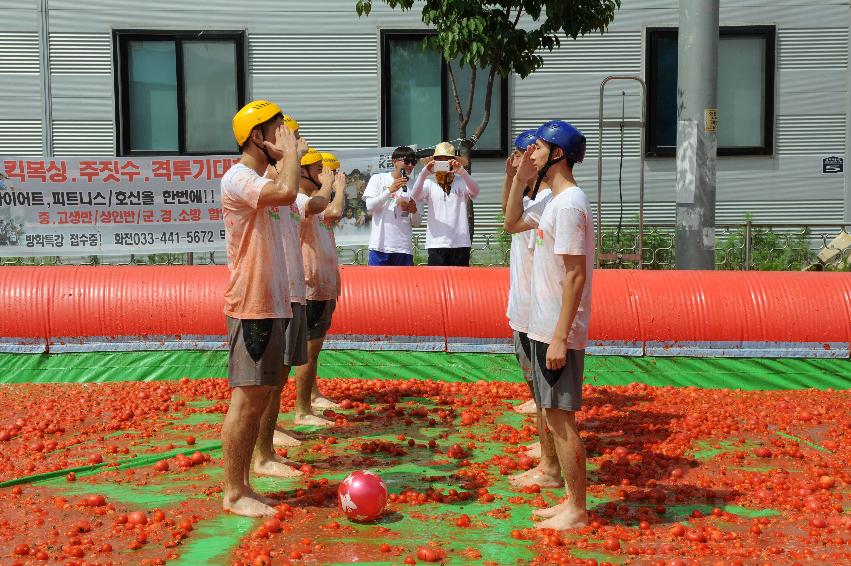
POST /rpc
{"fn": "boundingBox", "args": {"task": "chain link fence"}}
[2,222,849,271]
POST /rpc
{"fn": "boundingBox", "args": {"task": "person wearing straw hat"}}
[409,141,480,266]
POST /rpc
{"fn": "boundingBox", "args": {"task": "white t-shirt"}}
[262,172,306,305]
[412,171,478,249]
[362,172,418,255]
[506,189,552,333]
[281,202,307,304]
[528,186,594,349]
[295,192,341,301]
[220,163,292,319]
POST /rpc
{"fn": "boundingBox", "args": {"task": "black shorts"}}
[306,299,337,340]
[226,317,289,388]
[427,247,471,267]
[530,339,585,412]
[513,331,532,382]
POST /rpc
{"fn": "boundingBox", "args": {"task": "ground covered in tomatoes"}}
[0,377,848,565]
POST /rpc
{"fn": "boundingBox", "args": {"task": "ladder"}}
[596,76,646,269]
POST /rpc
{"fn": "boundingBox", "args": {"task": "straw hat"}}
[420,141,469,167]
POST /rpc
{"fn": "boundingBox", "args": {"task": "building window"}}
[114,31,245,155]
[646,26,775,157]
[381,31,509,157]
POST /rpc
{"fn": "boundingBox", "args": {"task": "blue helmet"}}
[535,120,586,164]
[513,129,538,152]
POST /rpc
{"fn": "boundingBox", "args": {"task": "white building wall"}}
[0,0,847,231]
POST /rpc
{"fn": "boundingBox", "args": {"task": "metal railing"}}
[2,222,849,271]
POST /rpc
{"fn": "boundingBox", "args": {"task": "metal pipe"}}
[37,0,53,156]
[744,219,752,270]
[596,81,605,268]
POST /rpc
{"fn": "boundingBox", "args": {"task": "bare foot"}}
[246,487,280,506]
[525,442,541,459]
[223,493,276,517]
[253,458,304,478]
[513,399,537,414]
[311,394,340,409]
[294,413,333,427]
[510,467,563,488]
[534,507,588,531]
[272,429,302,447]
[532,500,570,518]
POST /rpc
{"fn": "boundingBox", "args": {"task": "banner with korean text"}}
[0,149,398,256]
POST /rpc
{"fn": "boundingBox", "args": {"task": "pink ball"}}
[338,470,388,522]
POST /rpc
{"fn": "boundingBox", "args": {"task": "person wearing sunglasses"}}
[362,146,421,266]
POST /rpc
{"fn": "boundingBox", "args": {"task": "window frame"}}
[380,29,510,158]
[645,25,776,157]
[113,30,246,157]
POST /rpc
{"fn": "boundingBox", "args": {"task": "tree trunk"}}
[459,137,475,242]
[460,67,497,245]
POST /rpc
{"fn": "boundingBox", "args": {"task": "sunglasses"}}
[396,158,417,165]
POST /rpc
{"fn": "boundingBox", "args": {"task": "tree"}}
[356,0,622,158]
[357,1,620,243]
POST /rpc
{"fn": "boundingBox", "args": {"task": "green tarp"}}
[0,350,847,390]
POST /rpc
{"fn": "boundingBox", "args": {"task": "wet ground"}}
[0,377,848,565]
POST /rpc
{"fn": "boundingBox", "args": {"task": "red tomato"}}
[13,544,29,556]
[417,546,440,562]
[263,518,282,533]
[85,494,106,507]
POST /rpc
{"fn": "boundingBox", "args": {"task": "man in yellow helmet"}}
[250,115,314,474]
[220,100,307,517]
[292,148,346,425]
[252,147,339,464]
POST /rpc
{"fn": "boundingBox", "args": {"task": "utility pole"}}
[844,1,851,223]
[675,0,719,269]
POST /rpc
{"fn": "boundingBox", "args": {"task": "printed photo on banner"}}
[332,147,406,247]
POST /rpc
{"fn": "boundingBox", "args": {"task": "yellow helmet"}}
[283,115,300,132]
[321,152,341,171]
[300,148,322,166]
[232,100,283,145]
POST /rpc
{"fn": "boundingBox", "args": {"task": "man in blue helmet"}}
[502,129,562,491]
[506,120,593,530]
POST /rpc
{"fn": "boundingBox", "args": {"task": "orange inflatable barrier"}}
[0,266,848,358]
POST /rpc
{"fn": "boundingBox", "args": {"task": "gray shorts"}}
[226,316,290,388]
[530,339,585,411]
[306,299,337,341]
[284,302,308,367]
[513,330,532,383]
